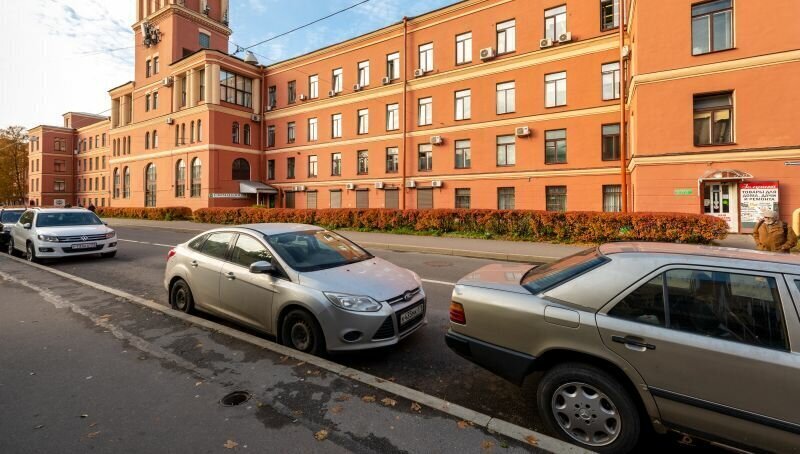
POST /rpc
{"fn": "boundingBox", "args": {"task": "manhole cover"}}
[424,261,452,267]
[220,391,251,407]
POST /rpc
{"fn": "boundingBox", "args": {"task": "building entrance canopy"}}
[698,169,753,181]
[239,181,278,194]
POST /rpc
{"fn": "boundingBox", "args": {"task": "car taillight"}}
[449,302,466,325]
[167,248,176,261]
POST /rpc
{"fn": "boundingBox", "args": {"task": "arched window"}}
[145,163,157,207]
[232,158,250,180]
[113,168,120,199]
[123,167,131,198]
[243,124,251,145]
[190,121,195,144]
[190,158,202,197]
[175,160,186,197]
[232,122,240,144]
[180,123,186,145]
[145,132,150,150]
[197,120,203,142]
[152,130,158,148]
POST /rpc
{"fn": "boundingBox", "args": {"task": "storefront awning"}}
[699,169,753,181]
[239,181,278,194]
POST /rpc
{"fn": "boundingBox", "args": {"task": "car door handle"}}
[612,335,656,351]
[225,272,236,280]
[190,260,198,268]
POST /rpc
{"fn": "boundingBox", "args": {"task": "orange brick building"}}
[26,0,800,233]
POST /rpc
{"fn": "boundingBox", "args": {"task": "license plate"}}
[71,243,97,250]
[399,304,424,326]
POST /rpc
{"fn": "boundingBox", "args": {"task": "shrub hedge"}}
[192,208,728,244]
[96,206,193,221]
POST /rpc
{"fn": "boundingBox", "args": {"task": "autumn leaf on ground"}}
[314,429,329,441]
[292,410,303,417]
[223,439,238,449]
[381,397,397,407]
[87,431,101,439]
[410,402,422,413]
[306,369,320,376]
[457,420,471,429]
[525,435,538,445]
[334,394,351,402]
[296,361,306,367]
[279,356,288,362]
[362,395,376,403]
[481,440,495,450]
[329,405,343,414]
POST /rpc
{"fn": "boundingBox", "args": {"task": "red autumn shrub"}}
[96,206,192,221]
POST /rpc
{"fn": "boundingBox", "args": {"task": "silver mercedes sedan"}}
[164,224,426,354]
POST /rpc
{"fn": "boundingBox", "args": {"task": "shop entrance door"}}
[703,182,739,233]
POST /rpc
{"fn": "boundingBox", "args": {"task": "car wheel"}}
[281,309,325,356]
[538,363,641,453]
[26,242,39,263]
[169,279,194,314]
[100,251,117,258]
[7,239,19,256]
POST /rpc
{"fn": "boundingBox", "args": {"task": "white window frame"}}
[545,72,567,107]
[309,74,319,99]
[455,89,471,120]
[308,155,318,177]
[419,43,434,73]
[545,5,567,42]
[456,32,472,64]
[332,113,342,138]
[308,117,318,141]
[418,97,432,126]
[358,61,370,87]
[387,52,400,80]
[358,109,369,135]
[496,135,516,166]
[386,103,399,131]
[496,81,516,114]
[602,62,620,101]
[497,19,516,54]
[332,68,343,93]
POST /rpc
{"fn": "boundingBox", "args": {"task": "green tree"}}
[0,126,29,205]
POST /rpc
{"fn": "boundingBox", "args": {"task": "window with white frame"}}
[419,43,433,73]
[545,72,567,107]
[455,89,471,120]
[496,135,515,166]
[418,144,433,171]
[287,122,295,143]
[497,19,516,54]
[309,74,319,98]
[358,61,370,87]
[496,81,516,114]
[386,103,399,130]
[331,153,342,176]
[544,5,567,42]
[332,68,343,93]
[308,118,318,141]
[418,97,432,126]
[387,52,400,80]
[386,147,399,173]
[358,109,369,135]
[308,155,318,177]
[456,32,472,64]
[357,150,369,174]
[602,62,620,100]
[455,139,471,169]
[332,113,342,138]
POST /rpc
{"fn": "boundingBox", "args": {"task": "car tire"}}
[281,309,325,356]
[537,362,641,454]
[26,242,39,263]
[169,279,194,314]
[100,251,117,258]
[7,239,18,256]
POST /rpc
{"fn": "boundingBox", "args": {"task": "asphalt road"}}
[43,223,723,452]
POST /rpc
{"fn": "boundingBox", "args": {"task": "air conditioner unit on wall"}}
[251,114,262,122]
[429,135,443,145]
[166,117,174,125]
[293,185,305,192]
[413,68,425,77]
[539,38,553,49]
[328,90,337,97]
[345,183,355,190]
[405,180,416,188]
[382,76,391,85]
[479,47,496,61]
[162,76,174,87]
[299,94,307,101]
[515,126,531,137]
[374,181,384,189]
[353,84,362,91]
[558,32,572,43]
[431,180,443,188]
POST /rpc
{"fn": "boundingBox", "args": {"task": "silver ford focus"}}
[164,223,426,354]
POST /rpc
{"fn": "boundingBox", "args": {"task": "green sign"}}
[674,188,693,196]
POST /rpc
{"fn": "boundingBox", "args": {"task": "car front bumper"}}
[445,330,537,385]
[33,239,118,258]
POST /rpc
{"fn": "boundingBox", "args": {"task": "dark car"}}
[0,208,25,249]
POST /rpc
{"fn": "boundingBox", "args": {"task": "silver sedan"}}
[164,223,426,354]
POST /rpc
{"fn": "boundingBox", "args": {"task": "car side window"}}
[665,269,788,351]
[19,211,34,225]
[609,275,665,327]
[188,234,209,251]
[200,232,234,261]
[231,235,272,268]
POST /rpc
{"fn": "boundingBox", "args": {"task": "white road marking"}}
[421,278,456,286]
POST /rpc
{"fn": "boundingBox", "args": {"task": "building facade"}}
[26,0,800,232]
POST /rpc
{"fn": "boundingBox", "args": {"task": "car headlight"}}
[324,292,382,312]
[105,230,116,239]
[37,234,59,242]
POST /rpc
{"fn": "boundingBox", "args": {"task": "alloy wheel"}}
[551,381,621,447]
[26,244,35,262]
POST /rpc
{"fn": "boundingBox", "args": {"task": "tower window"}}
[199,33,210,49]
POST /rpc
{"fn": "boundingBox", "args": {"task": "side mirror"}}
[249,261,274,274]
[22,223,32,230]
[103,221,108,226]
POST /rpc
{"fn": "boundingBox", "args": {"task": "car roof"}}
[599,242,800,267]
[232,223,323,236]
[30,208,92,214]
[1,208,26,212]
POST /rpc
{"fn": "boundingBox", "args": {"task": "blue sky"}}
[0,0,456,128]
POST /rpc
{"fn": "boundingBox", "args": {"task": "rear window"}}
[1,211,23,223]
[521,248,609,294]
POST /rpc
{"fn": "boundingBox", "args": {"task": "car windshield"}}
[521,248,609,294]
[1,211,23,223]
[35,211,103,227]
[266,230,372,272]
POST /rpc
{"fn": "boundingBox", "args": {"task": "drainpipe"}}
[400,17,408,210]
[619,0,628,213]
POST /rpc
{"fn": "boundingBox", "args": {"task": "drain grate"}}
[220,391,252,407]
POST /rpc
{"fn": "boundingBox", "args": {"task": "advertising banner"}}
[740,182,779,229]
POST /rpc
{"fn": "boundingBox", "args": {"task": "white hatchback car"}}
[8,208,117,262]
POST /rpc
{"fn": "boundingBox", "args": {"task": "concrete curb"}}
[5,254,588,454]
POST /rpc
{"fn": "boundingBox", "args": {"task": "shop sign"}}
[740,182,779,229]
[53,199,66,207]
[673,188,693,196]
[209,193,250,199]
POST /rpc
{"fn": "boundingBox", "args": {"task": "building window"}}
[54,160,66,172]
[146,59,152,78]
[417,188,433,210]
[602,62,620,101]
[694,92,733,145]
[601,0,620,31]
[175,160,186,197]
[357,150,369,175]
[101,134,106,147]
[455,32,472,64]
[306,191,318,209]
[145,94,151,111]
[54,180,65,192]
[288,80,296,103]
[358,61,370,87]
[267,160,275,180]
[331,113,342,138]
[496,81,515,114]
[144,132,150,150]
[123,167,130,199]
[418,43,433,73]
[309,74,319,99]
[455,139,471,169]
[418,97,432,126]
[545,129,567,164]
[232,122,240,143]
[151,130,158,148]
[308,118,318,141]
[386,103,399,130]
[190,121,196,144]
[267,125,275,147]
[496,135,515,166]
[332,68,343,93]
[153,56,159,74]
[232,158,250,180]
[268,85,277,108]
[152,91,159,109]
[197,120,203,141]
[455,188,471,209]
[546,186,567,212]
[199,69,205,101]
[455,89,471,120]
[544,5,567,42]
[308,155,318,177]
[220,70,253,107]
[357,109,369,135]
[385,147,398,173]
[692,0,733,55]
[498,188,515,210]
[287,157,295,179]
[603,185,622,212]
[113,168,120,199]
[545,72,567,107]
[387,52,400,80]
[191,158,201,197]
[496,19,516,54]
[199,32,210,49]
[418,144,432,171]
[145,164,157,207]
[602,124,621,161]
[244,124,251,145]
[54,138,66,152]
[331,153,342,176]
[330,190,342,208]
[181,76,187,107]
[287,122,296,143]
